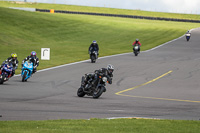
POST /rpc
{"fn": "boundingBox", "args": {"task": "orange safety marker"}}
[50,9,54,13]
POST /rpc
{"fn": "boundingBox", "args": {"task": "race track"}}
[0,28,200,121]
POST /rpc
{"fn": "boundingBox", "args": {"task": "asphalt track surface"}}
[0,28,200,121]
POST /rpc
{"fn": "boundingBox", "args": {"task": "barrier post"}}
[50,9,54,13]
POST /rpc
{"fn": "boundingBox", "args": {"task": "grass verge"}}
[0,118,200,133]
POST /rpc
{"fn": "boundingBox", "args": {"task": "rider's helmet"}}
[107,64,114,75]
[92,40,97,44]
[31,51,36,56]
[136,39,139,43]
[31,51,36,59]
[11,53,17,60]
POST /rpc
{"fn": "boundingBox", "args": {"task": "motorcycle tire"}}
[91,55,96,63]
[186,36,190,41]
[0,74,5,84]
[77,87,85,97]
[93,86,105,99]
[22,71,27,82]
[134,52,138,56]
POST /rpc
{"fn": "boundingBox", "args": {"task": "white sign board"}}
[41,48,50,60]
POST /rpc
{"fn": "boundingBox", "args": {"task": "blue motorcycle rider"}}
[22,51,39,73]
[0,61,13,79]
[185,30,191,41]
[0,53,18,77]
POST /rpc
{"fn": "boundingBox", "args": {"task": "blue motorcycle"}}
[0,63,13,84]
[185,33,191,41]
[21,61,33,82]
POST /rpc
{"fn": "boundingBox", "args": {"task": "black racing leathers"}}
[93,68,113,85]
[83,68,113,88]
[82,73,95,89]
[89,43,99,53]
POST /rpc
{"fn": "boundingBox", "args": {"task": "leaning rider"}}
[0,53,19,77]
[82,64,114,91]
[93,64,114,85]
[22,51,39,74]
[82,73,95,89]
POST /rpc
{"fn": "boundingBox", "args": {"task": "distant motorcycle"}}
[21,61,33,82]
[77,74,110,99]
[133,44,140,56]
[185,33,191,41]
[0,63,13,84]
[89,48,98,63]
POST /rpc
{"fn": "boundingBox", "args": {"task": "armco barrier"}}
[36,9,200,23]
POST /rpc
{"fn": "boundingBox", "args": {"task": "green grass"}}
[0,1,200,20]
[0,6,199,74]
[0,118,200,133]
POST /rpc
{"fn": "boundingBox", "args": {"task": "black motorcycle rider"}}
[22,51,39,73]
[82,64,114,91]
[0,53,19,77]
[89,40,99,56]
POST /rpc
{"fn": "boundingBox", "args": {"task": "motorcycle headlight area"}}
[102,77,107,82]
[135,46,139,49]
[25,63,32,68]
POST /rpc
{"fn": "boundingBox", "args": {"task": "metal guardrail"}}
[36,9,200,23]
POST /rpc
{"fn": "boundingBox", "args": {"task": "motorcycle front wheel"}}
[0,74,5,84]
[91,55,96,63]
[134,51,138,56]
[22,71,27,82]
[186,36,190,41]
[93,86,105,99]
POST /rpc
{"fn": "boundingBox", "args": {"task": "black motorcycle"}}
[133,44,140,56]
[77,74,110,99]
[89,48,98,63]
